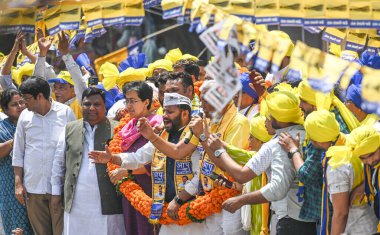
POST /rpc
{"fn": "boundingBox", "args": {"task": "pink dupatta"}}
[120,114,163,152]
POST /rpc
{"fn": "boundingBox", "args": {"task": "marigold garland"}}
[194,80,204,97]
[107,101,240,225]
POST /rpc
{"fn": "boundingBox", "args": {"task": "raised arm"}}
[33,28,55,80]
[58,31,87,101]
[0,33,22,90]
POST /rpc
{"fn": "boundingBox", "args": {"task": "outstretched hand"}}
[88,145,113,164]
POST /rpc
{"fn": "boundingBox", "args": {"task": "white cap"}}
[163,93,191,108]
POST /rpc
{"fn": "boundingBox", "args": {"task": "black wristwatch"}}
[288,149,299,159]
[174,195,185,205]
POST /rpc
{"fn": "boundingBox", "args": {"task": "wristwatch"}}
[288,149,299,159]
[214,148,226,158]
[174,195,185,205]
[199,133,207,142]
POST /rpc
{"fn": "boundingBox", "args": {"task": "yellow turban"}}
[99,62,119,91]
[14,63,34,85]
[269,30,294,57]
[250,116,273,143]
[298,81,359,131]
[265,91,304,124]
[181,54,198,61]
[164,48,183,64]
[327,126,380,169]
[304,110,340,142]
[147,59,173,77]
[117,67,147,88]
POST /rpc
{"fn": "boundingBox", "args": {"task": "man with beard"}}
[204,91,317,235]
[165,72,201,115]
[89,93,205,235]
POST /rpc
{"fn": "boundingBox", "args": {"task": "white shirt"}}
[62,122,125,235]
[245,125,310,222]
[120,141,201,196]
[12,101,76,194]
[327,164,378,235]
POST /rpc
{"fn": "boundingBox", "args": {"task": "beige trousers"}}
[26,193,63,235]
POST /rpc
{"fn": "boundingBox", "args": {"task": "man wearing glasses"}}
[12,77,76,235]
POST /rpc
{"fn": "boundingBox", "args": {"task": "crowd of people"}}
[0,28,379,235]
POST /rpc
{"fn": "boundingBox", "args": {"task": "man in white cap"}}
[89,93,205,235]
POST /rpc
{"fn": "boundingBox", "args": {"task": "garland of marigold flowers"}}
[107,99,239,225]
[194,80,204,97]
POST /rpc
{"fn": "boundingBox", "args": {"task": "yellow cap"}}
[99,62,119,91]
[266,91,304,124]
[250,116,273,143]
[147,59,173,77]
[304,110,340,142]
[117,67,147,88]
[164,48,183,64]
[14,63,34,85]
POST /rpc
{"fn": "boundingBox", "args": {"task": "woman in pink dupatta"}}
[109,81,162,235]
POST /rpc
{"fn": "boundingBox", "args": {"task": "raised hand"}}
[11,32,23,54]
[137,117,156,141]
[207,133,224,152]
[58,31,70,56]
[278,131,300,153]
[37,28,53,57]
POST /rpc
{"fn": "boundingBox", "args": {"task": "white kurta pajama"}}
[63,123,125,235]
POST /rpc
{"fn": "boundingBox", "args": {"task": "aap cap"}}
[48,71,74,85]
[163,93,191,108]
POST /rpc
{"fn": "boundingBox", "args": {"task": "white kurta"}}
[64,122,125,235]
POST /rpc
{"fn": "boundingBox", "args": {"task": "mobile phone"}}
[209,172,233,189]
[88,75,99,86]
[249,70,265,97]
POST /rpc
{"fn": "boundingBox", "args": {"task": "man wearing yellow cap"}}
[34,31,87,119]
[279,110,348,234]
[324,126,378,235]
[147,59,173,78]
[47,71,82,119]
[205,91,317,234]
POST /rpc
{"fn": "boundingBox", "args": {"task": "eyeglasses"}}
[125,99,142,105]
[9,100,26,107]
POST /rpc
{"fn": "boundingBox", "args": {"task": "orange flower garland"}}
[194,80,204,97]
[107,99,240,225]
